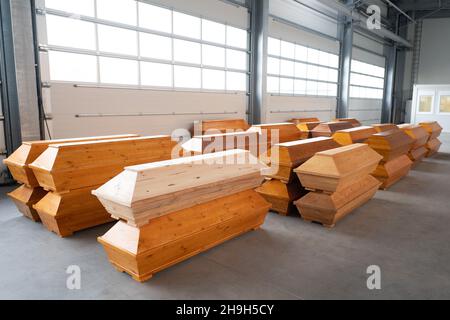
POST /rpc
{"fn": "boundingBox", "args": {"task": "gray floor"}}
[1,134,450,300]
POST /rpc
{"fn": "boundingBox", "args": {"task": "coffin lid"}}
[419,121,443,134]
[312,121,354,133]
[182,131,258,153]
[367,130,414,150]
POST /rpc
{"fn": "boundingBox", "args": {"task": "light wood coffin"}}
[335,118,362,128]
[419,121,443,140]
[311,121,354,138]
[33,186,114,237]
[294,144,382,193]
[366,130,414,162]
[29,136,176,193]
[247,123,304,152]
[7,185,48,222]
[293,122,322,139]
[332,126,377,146]
[98,189,270,282]
[290,117,320,124]
[3,134,139,188]
[193,118,250,135]
[181,131,259,156]
[295,175,381,228]
[372,124,399,133]
[93,150,267,227]
[426,138,442,157]
[256,178,305,216]
[260,137,339,183]
[398,125,430,164]
[372,155,413,190]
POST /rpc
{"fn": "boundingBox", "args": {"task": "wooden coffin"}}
[372,155,413,190]
[290,117,320,124]
[247,123,304,151]
[420,121,443,140]
[409,146,428,166]
[93,150,266,227]
[399,125,429,149]
[256,178,306,216]
[98,189,270,282]
[193,118,250,135]
[295,144,382,193]
[426,138,442,157]
[33,186,114,237]
[181,131,259,156]
[332,126,377,146]
[29,136,176,193]
[294,122,322,139]
[336,118,362,128]
[372,124,399,133]
[261,137,339,183]
[2,134,139,187]
[367,130,414,162]
[311,121,354,138]
[295,175,381,228]
[7,185,48,222]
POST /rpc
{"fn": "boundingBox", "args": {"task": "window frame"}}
[349,59,386,100]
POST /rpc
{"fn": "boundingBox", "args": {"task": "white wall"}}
[412,84,450,133]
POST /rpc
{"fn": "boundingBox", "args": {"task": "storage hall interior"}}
[0,0,449,300]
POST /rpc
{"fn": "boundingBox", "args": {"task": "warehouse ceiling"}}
[391,0,450,20]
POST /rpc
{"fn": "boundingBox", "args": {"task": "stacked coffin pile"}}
[3,134,138,222]
[398,124,429,166]
[28,136,176,237]
[419,121,443,157]
[294,144,382,228]
[290,118,322,139]
[256,137,339,215]
[182,131,259,156]
[93,150,271,282]
[192,118,250,136]
[332,126,377,146]
[247,123,304,156]
[372,124,399,133]
[367,130,414,190]
[336,118,362,128]
[311,121,353,138]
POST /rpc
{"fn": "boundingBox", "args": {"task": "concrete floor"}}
[1,134,450,300]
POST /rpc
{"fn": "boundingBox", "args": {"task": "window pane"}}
[226,49,246,71]
[317,67,329,82]
[419,96,433,112]
[280,40,295,59]
[203,45,225,68]
[267,57,280,75]
[141,62,172,87]
[173,39,201,64]
[267,77,279,93]
[173,12,200,39]
[140,33,172,61]
[280,59,294,77]
[99,57,138,85]
[307,48,320,64]
[203,69,225,90]
[202,19,225,44]
[45,0,94,17]
[328,69,338,83]
[226,26,247,49]
[318,51,329,67]
[268,37,280,56]
[98,25,137,56]
[138,2,171,33]
[295,62,307,78]
[97,0,137,26]
[280,78,294,94]
[294,79,306,95]
[317,82,328,96]
[328,83,337,96]
[295,44,307,61]
[48,51,97,82]
[46,15,96,50]
[329,54,339,68]
[440,96,450,113]
[306,81,318,95]
[307,65,319,80]
[226,72,246,91]
[174,65,201,88]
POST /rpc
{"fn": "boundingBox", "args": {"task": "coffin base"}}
[426,138,442,157]
[372,155,413,190]
[256,179,305,216]
[408,146,427,167]
[98,190,271,282]
[7,185,48,222]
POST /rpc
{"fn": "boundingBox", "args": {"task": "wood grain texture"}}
[311,121,354,138]
[247,123,304,146]
[3,134,139,187]
[33,186,114,237]
[425,138,442,157]
[335,118,362,128]
[193,118,250,135]
[7,185,48,222]
[290,118,320,124]
[419,121,443,141]
[332,126,377,146]
[293,122,323,139]
[98,190,271,282]
[295,144,382,193]
[29,136,176,193]
[399,124,429,149]
[372,155,413,190]
[367,130,414,162]
[260,137,339,183]
[93,150,266,227]
[256,178,305,216]
[372,124,399,133]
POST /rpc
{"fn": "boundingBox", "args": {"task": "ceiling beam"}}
[395,0,450,12]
